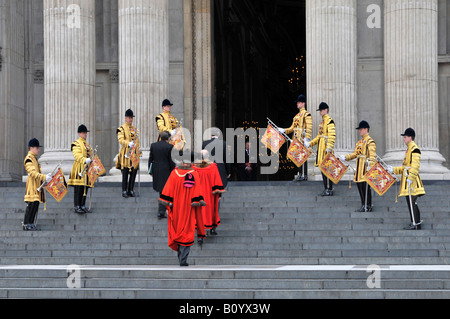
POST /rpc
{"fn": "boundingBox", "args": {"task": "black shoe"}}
[180,262,189,267]
[158,214,167,220]
[403,224,422,230]
[81,206,92,214]
[23,224,33,231]
[355,206,366,212]
[321,190,333,197]
[74,206,86,215]
[122,191,129,198]
[30,224,40,231]
[210,229,218,236]
[294,175,305,182]
[128,191,136,198]
[198,238,204,246]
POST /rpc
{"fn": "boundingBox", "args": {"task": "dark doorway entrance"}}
[214,0,306,181]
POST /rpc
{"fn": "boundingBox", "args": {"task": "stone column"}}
[118,0,168,148]
[109,0,168,179]
[306,0,358,179]
[384,0,449,178]
[40,0,96,174]
[0,0,25,181]
[306,0,358,154]
[191,0,214,135]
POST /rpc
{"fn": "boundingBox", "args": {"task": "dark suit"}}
[239,148,257,181]
[149,140,176,217]
[202,138,231,188]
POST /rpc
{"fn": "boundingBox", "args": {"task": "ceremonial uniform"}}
[69,126,93,214]
[308,103,336,196]
[159,165,206,266]
[23,139,48,231]
[343,121,377,212]
[156,100,179,141]
[286,109,312,181]
[116,109,140,198]
[391,129,425,229]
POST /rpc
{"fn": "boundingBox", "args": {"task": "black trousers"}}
[177,245,191,265]
[24,201,40,225]
[321,173,332,191]
[298,161,308,178]
[158,193,167,217]
[122,168,138,193]
[356,182,372,207]
[73,186,88,208]
[406,196,421,225]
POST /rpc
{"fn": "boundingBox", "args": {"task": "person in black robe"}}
[149,131,176,219]
[202,128,231,188]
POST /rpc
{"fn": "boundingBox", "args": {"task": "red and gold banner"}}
[171,126,186,151]
[261,124,286,154]
[129,143,141,169]
[287,139,312,168]
[364,162,397,196]
[87,154,106,188]
[45,168,68,202]
[319,153,348,185]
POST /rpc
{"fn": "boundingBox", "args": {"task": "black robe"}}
[202,138,231,188]
[149,141,176,193]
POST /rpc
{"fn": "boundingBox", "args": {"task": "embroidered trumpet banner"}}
[319,153,348,185]
[45,168,68,202]
[87,155,106,188]
[261,124,286,154]
[287,139,312,168]
[171,127,186,151]
[364,162,397,196]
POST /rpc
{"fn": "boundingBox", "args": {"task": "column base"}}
[38,151,77,177]
[383,150,450,180]
[103,151,153,183]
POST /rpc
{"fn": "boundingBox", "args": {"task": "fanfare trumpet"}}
[37,161,63,192]
[79,145,98,178]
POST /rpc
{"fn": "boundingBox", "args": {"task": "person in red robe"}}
[193,151,226,236]
[159,163,206,266]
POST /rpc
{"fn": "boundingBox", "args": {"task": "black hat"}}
[296,94,306,103]
[77,125,90,133]
[356,121,370,130]
[184,172,195,188]
[28,138,43,148]
[125,109,135,118]
[162,99,173,107]
[401,128,416,138]
[317,102,329,111]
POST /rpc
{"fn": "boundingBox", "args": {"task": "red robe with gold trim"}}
[159,167,206,251]
[193,162,225,230]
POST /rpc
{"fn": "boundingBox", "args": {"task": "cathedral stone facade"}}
[1,0,449,181]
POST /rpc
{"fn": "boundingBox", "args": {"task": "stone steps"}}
[0,181,449,298]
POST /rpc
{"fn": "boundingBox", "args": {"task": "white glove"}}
[367,165,371,172]
[85,158,92,165]
[278,128,286,134]
[387,165,394,174]
[339,155,347,162]
[46,173,52,183]
[170,130,176,137]
[326,148,332,154]
[304,141,310,148]
[304,138,310,144]
[128,141,135,148]
[407,179,413,185]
